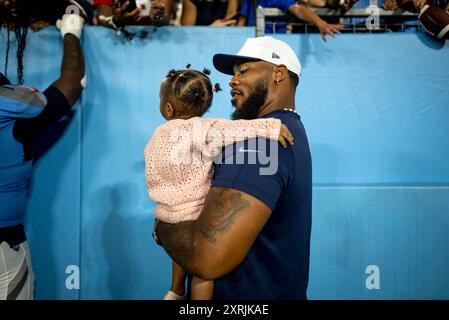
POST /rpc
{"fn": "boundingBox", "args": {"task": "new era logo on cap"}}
[213,36,302,77]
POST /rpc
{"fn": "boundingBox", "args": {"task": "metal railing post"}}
[256,7,265,37]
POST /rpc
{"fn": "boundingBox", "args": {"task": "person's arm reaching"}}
[12,13,85,146]
[224,0,239,21]
[53,13,85,107]
[237,0,249,26]
[181,0,197,25]
[237,15,247,26]
[153,0,173,26]
[96,2,142,29]
[51,35,85,108]
[95,3,115,27]
[288,4,343,42]
[156,186,272,280]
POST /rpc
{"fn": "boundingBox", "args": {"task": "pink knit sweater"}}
[144,117,281,223]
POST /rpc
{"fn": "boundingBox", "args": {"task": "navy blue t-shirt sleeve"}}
[211,139,293,210]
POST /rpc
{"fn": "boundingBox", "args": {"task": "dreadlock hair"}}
[163,66,216,118]
[1,0,30,85]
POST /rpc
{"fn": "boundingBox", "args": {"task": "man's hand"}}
[210,19,237,26]
[112,0,142,27]
[413,0,427,11]
[56,13,85,39]
[150,0,166,24]
[316,21,343,42]
[289,4,342,42]
[382,0,399,10]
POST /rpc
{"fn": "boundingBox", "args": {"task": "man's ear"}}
[273,65,289,84]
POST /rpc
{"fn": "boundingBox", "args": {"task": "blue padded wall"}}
[1,27,448,299]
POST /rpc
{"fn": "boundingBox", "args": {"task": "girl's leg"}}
[191,276,214,300]
[170,260,186,296]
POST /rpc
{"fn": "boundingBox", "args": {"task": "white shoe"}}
[163,290,185,300]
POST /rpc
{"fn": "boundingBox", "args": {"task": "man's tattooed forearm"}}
[62,34,84,71]
[197,188,250,243]
[156,188,250,273]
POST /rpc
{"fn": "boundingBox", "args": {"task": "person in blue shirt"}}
[237,0,343,40]
[0,11,85,300]
[155,36,312,299]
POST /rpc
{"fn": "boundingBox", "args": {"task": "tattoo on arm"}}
[52,34,85,106]
[157,187,250,273]
[61,34,84,74]
[196,188,250,244]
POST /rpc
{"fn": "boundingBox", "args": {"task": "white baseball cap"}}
[213,36,302,77]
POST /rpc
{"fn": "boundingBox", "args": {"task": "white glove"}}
[56,14,85,40]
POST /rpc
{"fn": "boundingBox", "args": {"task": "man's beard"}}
[231,79,268,120]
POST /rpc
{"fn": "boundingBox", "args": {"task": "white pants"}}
[0,240,34,300]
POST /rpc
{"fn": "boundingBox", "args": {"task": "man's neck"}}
[257,89,295,118]
[257,101,295,118]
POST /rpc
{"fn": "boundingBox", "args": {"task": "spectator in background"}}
[237,0,343,41]
[383,0,415,10]
[298,0,359,11]
[383,0,448,12]
[94,0,173,29]
[181,0,238,26]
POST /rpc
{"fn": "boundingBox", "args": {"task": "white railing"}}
[256,7,419,36]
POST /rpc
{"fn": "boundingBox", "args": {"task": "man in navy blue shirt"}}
[0,11,85,299]
[156,36,312,299]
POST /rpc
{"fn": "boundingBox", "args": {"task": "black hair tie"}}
[166,69,178,81]
[213,83,222,93]
[202,68,211,76]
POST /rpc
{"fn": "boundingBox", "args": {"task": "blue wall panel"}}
[309,187,449,299]
[1,27,448,299]
[276,33,449,185]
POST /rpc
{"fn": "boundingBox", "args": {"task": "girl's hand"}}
[279,124,294,148]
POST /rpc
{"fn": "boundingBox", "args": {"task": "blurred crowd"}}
[0,0,448,36]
